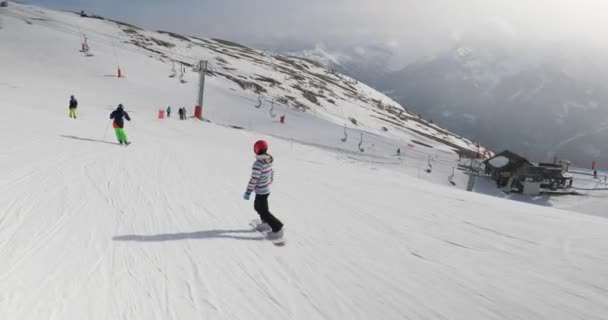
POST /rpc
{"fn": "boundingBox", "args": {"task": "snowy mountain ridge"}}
[388,43,608,163]
[301,38,608,164]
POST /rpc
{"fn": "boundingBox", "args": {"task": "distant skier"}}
[243,140,283,239]
[182,107,187,119]
[166,106,172,118]
[594,170,598,179]
[178,107,185,120]
[109,104,131,145]
[68,95,78,119]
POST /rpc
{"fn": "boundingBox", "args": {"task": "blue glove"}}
[243,192,251,200]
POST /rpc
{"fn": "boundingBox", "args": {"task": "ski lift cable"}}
[8,4,465,165]
[2,10,155,61]
[298,94,446,157]
[0,9,496,172]
[3,11,466,170]
[225,87,461,165]
[225,91,463,171]
[293,92,464,163]
[0,9,202,66]
[6,9,462,164]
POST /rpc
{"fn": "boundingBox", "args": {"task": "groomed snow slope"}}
[2,3,608,319]
[4,102,608,320]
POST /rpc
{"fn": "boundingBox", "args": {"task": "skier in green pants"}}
[109,104,131,145]
[68,95,78,119]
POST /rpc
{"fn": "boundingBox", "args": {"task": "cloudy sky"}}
[28,0,608,60]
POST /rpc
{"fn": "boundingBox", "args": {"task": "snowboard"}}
[249,219,286,246]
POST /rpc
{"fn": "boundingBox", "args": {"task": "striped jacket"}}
[246,154,274,195]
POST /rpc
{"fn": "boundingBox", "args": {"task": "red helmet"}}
[253,140,268,155]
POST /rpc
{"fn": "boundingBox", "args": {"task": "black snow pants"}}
[254,194,283,232]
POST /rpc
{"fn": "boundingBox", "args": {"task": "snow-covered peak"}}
[289,43,349,68]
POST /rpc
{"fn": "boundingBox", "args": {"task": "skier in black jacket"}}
[69,95,78,119]
[110,104,131,145]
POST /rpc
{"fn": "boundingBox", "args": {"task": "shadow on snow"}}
[112,229,263,242]
[59,134,117,145]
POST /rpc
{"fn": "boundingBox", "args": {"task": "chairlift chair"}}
[448,168,456,185]
[269,99,277,118]
[358,133,365,152]
[425,155,433,173]
[254,95,262,109]
[179,63,187,83]
[169,62,177,78]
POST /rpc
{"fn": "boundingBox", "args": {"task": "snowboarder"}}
[68,95,78,119]
[166,106,172,118]
[178,107,184,120]
[109,104,131,145]
[243,140,283,239]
